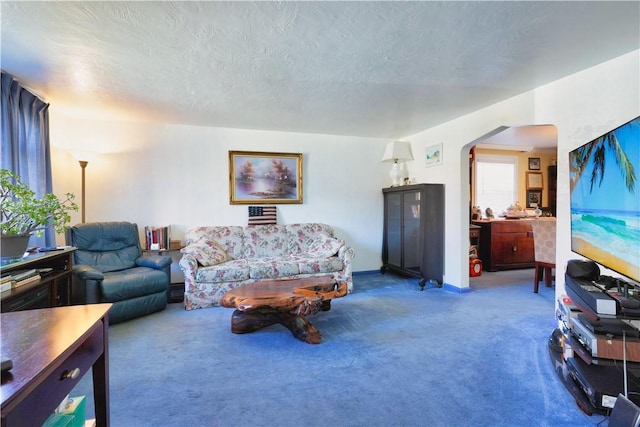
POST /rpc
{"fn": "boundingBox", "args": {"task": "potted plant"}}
[0,168,78,260]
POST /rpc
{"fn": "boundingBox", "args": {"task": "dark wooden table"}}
[220,277,347,344]
[1,303,112,427]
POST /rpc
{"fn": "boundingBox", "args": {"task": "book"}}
[144,225,170,250]
[12,273,41,288]
[0,281,12,293]
[9,268,38,282]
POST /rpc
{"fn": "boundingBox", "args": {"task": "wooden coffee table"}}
[220,277,347,344]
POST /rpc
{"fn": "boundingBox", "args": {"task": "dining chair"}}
[531,217,556,293]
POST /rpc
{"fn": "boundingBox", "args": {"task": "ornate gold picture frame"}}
[229,151,303,205]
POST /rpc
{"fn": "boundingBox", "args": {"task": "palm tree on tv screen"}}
[569,117,638,195]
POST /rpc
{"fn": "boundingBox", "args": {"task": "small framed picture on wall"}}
[528,157,541,170]
[526,171,543,189]
[425,143,443,167]
[526,190,542,208]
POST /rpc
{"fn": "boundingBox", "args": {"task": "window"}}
[474,154,518,215]
[1,72,54,247]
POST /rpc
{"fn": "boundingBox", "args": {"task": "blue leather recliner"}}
[66,221,172,324]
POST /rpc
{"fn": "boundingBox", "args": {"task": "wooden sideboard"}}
[1,247,76,312]
[472,219,535,272]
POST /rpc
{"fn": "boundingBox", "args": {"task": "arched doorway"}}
[462,125,558,289]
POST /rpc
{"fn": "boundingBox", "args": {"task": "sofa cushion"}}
[295,256,344,275]
[286,223,336,255]
[181,242,231,267]
[100,267,168,301]
[307,235,344,258]
[243,225,288,258]
[195,259,250,283]
[248,257,300,280]
[184,226,245,260]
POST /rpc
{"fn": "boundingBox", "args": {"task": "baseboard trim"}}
[353,270,380,276]
[353,271,472,293]
[443,283,472,293]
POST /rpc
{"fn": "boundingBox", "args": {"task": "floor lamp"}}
[79,160,88,223]
[70,151,96,224]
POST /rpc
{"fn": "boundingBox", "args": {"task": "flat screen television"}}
[570,116,640,283]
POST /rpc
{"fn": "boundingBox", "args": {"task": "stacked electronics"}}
[559,260,640,414]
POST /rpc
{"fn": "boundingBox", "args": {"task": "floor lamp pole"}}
[79,160,88,223]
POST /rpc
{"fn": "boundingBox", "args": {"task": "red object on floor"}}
[469,258,482,277]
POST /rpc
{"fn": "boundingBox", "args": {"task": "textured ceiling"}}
[1,1,639,139]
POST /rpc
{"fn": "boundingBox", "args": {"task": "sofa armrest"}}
[178,254,198,290]
[337,245,356,292]
[71,265,104,304]
[338,245,356,262]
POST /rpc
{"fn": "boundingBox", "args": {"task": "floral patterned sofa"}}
[178,223,356,310]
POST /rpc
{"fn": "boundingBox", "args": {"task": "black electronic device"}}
[567,259,601,281]
[566,355,640,411]
[565,271,640,319]
[565,272,619,317]
[578,313,640,338]
[609,393,640,427]
[598,275,620,290]
[1,358,12,372]
[38,246,63,252]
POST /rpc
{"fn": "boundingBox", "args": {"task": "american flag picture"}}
[247,206,277,225]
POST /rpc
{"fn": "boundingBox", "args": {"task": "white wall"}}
[50,121,390,273]
[535,50,640,296]
[402,50,639,291]
[49,50,639,291]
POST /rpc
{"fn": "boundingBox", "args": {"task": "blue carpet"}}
[72,270,598,426]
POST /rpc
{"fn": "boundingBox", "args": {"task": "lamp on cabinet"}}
[381,141,414,187]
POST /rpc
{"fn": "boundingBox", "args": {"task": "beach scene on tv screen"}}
[570,117,640,282]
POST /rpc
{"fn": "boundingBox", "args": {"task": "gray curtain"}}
[1,72,54,247]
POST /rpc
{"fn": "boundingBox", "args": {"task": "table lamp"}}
[381,141,414,186]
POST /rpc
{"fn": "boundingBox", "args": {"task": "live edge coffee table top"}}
[220,277,347,344]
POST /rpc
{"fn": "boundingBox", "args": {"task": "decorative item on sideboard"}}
[0,169,78,261]
[381,141,414,187]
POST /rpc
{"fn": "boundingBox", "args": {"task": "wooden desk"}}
[1,303,111,427]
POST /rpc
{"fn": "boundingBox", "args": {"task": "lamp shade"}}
[69,150,98,163]
[381,141,414,163]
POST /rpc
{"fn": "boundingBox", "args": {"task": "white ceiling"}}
[1,1,639,140]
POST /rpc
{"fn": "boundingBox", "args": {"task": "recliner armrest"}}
[136,254,172,281]
[136,254,172,270]
[72,264,104,280]
[71,265,104,304]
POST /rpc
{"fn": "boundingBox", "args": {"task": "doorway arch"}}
[460,125,558,289]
